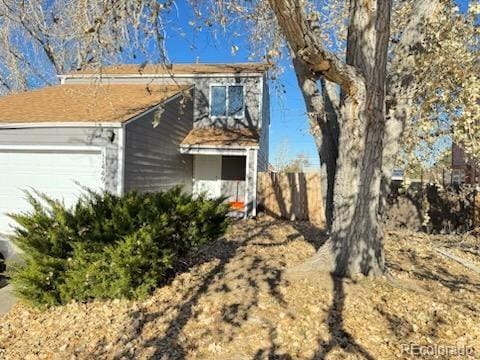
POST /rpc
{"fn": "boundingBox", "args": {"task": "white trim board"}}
[180,147,248,156]
[0,122,123,129]
[116,127,125,196]
[180,143,259,150]
[0,145,104,152]
[59,73,265,81]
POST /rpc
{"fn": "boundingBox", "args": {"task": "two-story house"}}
[0,63,270,253]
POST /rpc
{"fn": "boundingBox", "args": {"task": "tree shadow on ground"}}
[312,276,375,360]
[252,220,373,360]
[115,218,294,359]
[291,221,329,251]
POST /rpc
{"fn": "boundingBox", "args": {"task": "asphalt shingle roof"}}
[0,84,187,124]
[181,127,259,147]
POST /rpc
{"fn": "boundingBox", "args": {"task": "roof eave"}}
[180,143,259,150]
[0,121,123,128]
[58,71,266,80]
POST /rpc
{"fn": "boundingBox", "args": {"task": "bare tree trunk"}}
[328,0,391,276]
[270,0,392,277]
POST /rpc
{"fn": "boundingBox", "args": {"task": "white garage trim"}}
[0,122,123,129]
[0,145,104,152]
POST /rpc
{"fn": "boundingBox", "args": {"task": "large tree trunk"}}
[270,0,444,276]
[270,0,392,277]
[326,0,392,276]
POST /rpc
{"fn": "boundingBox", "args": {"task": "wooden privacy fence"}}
[257,172,325,228]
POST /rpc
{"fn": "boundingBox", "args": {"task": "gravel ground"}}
[1,217,479,359]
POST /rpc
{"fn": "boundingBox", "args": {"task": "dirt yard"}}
[1,217,479,359]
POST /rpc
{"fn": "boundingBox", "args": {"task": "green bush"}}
[8,187,229,307]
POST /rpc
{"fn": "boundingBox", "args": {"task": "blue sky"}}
[157,0,471,169]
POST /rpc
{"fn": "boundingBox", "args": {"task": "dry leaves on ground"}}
[1,217,479,359]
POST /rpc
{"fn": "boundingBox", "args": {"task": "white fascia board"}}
[59,73,265,80]
[0,144,104,152]
[179,143,259,150]
[0,122,123,129]
[180,147,248,156]
[180,144,259,154]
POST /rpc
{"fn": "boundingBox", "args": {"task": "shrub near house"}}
[8,187,229,307]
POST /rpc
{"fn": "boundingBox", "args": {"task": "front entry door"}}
[193,155,222,199]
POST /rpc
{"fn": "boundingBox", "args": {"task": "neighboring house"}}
[0,63,270,256]
[452,143,479,184]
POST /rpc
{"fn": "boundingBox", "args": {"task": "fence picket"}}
[257,172,325,228]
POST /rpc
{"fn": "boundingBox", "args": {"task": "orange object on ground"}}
[230,201,245,210]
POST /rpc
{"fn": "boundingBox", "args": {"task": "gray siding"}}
[124,89,194,193]
[0,126,120,193]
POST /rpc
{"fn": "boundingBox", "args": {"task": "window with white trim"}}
[210,84,244,117]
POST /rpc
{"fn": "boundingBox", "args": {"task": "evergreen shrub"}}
[8,187,229,307]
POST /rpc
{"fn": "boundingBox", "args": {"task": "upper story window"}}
[210,84,244,117]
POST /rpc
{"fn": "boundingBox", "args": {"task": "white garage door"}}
[0,146,105,236]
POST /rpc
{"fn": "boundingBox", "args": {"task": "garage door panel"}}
[0,149,105,235]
